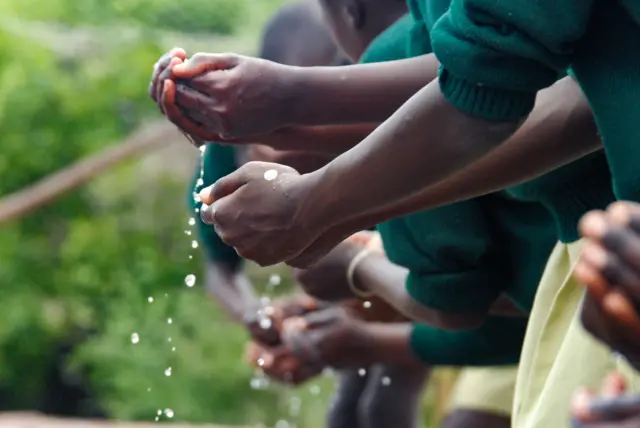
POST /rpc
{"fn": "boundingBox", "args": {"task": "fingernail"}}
[199,185,214,203]
[583,243,608,268]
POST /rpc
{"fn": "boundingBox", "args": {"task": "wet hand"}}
[171,53,297,139]
[198,161,324,266]
[281,307,373,369]
[245,341,322,385]
[575,202,640,366]
[148,48,186,108]
[571,372,640,427]
[243,295,321,347]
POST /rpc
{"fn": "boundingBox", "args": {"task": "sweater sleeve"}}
[410,316,527,365]
[188,144,242,268]
[430,0,595,121]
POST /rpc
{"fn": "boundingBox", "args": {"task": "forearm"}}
[205,262,258,323]
[258,123,379,155]
[360,323,418,366]
[289,55,438,126]
[303,80,519,230]
[354,254,487,330]
[312,76,598,233]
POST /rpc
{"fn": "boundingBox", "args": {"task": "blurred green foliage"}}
[0,0,451,426]
[0,0,333,425]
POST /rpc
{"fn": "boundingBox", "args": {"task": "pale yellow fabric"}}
[449,366,518,416]
[512,240,640,428]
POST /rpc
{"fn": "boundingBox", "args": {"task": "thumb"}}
[172,53,239,78]
[198,168,250,205]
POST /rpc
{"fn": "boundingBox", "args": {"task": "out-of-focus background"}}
[0,0,457,426]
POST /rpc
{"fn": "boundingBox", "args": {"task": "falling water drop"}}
[259,317,273,329]
[381,376,392,386]
[309,384,321,395]
[148,297,154,303]
[188,218,196,226]
[268,274,281,287]
[191,240,199,249]
[164,367,172,377]
[131,333,140,344]
[184,274,196,287]
[164,409,174,418]
[363,301,372,309]
[358,368,367,377]
[167,318,173,324]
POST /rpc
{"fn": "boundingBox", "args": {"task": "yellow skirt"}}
[449,366,518,417]
[512,240,640,428]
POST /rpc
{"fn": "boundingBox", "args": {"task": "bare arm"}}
[288,55,438,126]
[204,261,258,324]
[257,123,379,154]
[352,254,488,330]
[301,76,599,232]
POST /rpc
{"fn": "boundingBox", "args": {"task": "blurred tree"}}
[0,0,311,424]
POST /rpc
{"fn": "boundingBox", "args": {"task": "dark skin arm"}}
[161,53,437,141]
[287,76,599,265]
[301,76,592,231]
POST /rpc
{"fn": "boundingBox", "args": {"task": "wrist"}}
[284,66,314,127]
[292,168,344,232]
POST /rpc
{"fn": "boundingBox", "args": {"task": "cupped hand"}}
[198,161,324,266]
[170,53,298,140]
[571,372,640,427]
[281,307,374,369]
[245,341,322,385]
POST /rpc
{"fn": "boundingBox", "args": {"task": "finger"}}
[579,211,609,240]
[161,81,211,147]
[588,395,640,422]
[601,291,640,335]
[574,257,610,301]
[572,387,597,422]
[156,57,183,111]
[175,83,220,113]
[172,53,239,78]
[600,372,626,398]
[149,48,186,100]
[198,163,263,204]
[600,225,640,283]
[580,242,640,301]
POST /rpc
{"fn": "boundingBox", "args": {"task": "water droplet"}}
[191,240,199,249]
[188,218,196,226]
[289,396,301,417]
[147,387,151,392]
[164,367,172,377]
[157,409,162,416]
[259,317,272,329]
[171,346,176,352]
[167,318,173,324]
[188,255,193,260]
[164,409,174,418]
[363,301,372,309]
[154,417,159,422]
[260,296,271,306]
[196,178,204,187]
[148,297,154,303]
[184,274,196,287]
[309,384,321,395]
[268,274,281,286]
[257,358,265,367]
[381,376,391,386]
[358,368,367,376]
[184,230,192,235]
[131,333,140,344]
[167,337,172,343]
[264,169,278,181]
[199,145,206,153]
